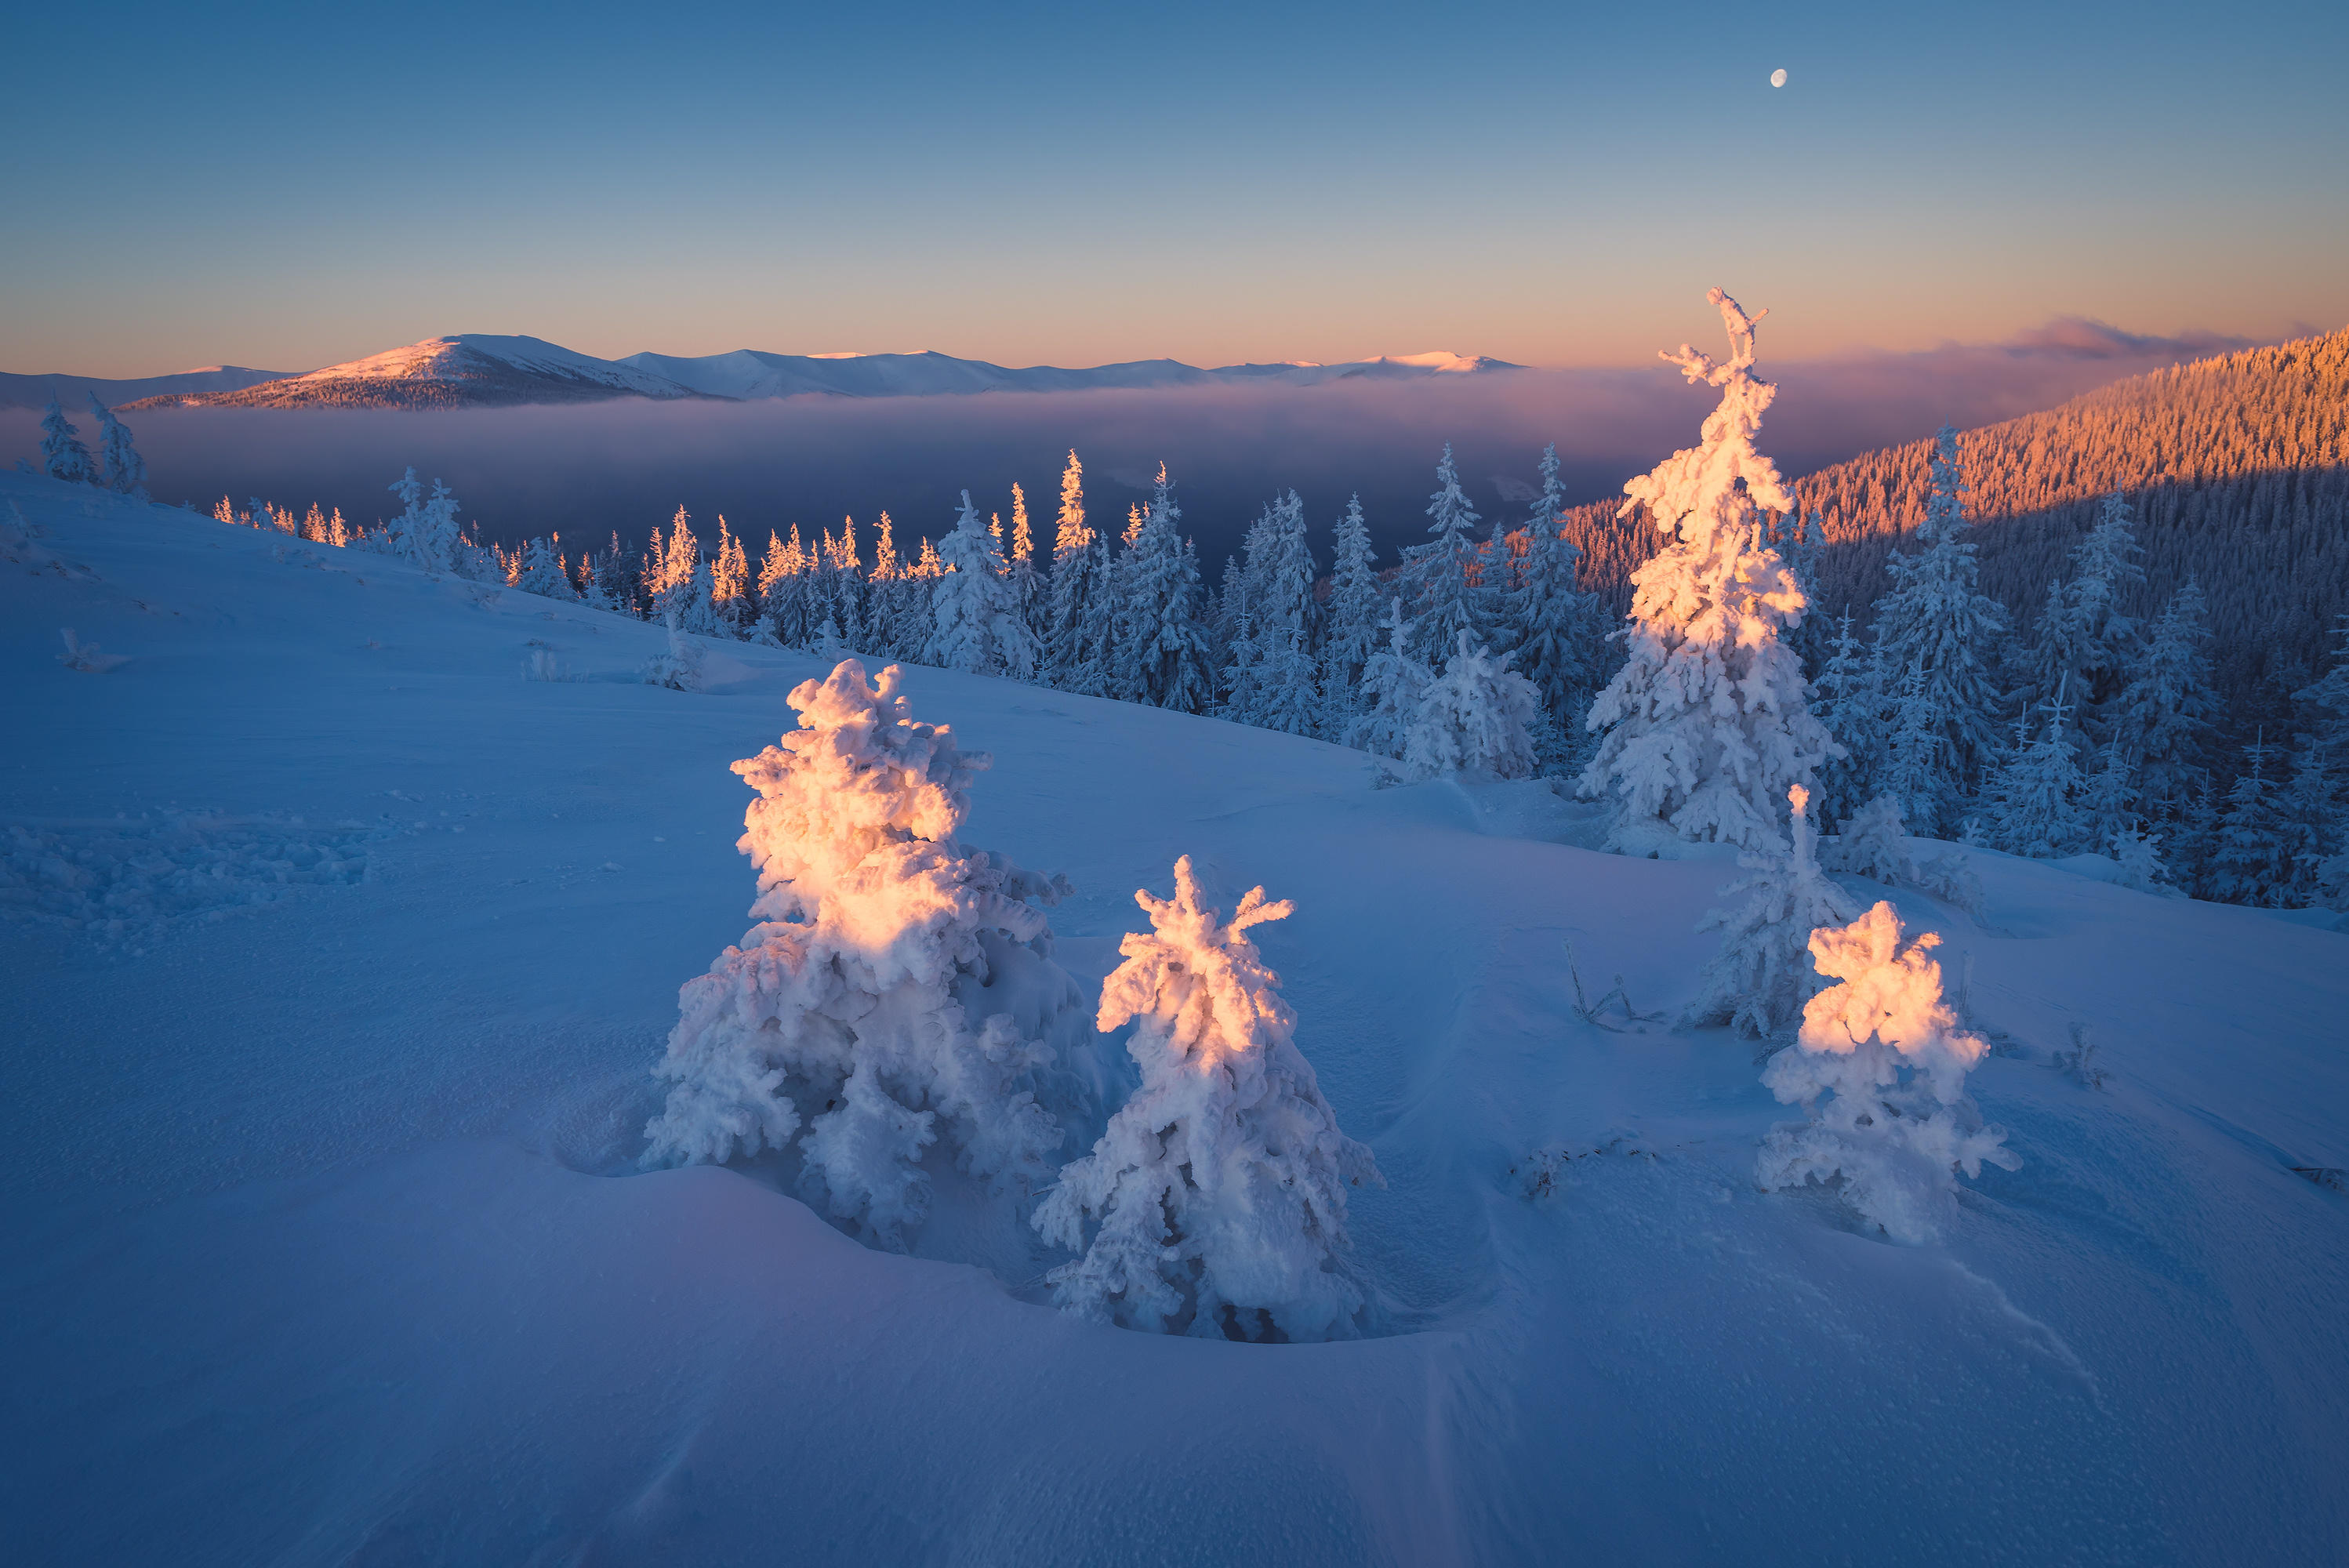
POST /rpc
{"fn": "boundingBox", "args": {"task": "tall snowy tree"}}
[84,394,147,498]
[514,536,575,600]
[2116,577,2220,818]
[2206,733,2290,906]
[1344,599,1429,762]
[1985,688,2090,858]
[1042,451,1100,692]
[928,491,1037,679]
[1500,448,1592,761]
[1317,495,1382,736]
[1034,856,1380,1341]
[642,661,1091,1247]
[1118,468,1214,713]
[1400,444,1490,665]
[1810,608,1885,831]
[38,397,96,484]
[1578,289,1836,852]
[1686,784,1861,1039]
[2024,492,2146,742]
[1864,426,2009,829]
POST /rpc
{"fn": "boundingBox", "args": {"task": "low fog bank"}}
[2,325,2249,564]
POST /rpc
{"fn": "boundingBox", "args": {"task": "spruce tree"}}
[1401,444,1490,665]
[2025,492,2146,742]
[1501,444,1592,759]
[1317,495,1382,737]
[37,397,95,484]
[2207,734,2289,906]
[84,394,147,498]
[2118,578,2220,818]
[1988,688,2090,858]
[1810,609,1885,830]
[1579,289,1836,852]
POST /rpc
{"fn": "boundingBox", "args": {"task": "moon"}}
[1770,67,1788,88]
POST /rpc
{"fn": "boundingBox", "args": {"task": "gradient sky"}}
[5,0,2344,377]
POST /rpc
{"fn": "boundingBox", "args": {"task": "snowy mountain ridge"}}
[110,334,1523,410]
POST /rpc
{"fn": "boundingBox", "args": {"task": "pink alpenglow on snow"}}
[1034,856,1382,1341]
[1757,901,2020,1243]
[641,659,1093,1249]
[1580,288,1837,854]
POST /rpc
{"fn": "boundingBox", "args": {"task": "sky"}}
[4,0,2345,377]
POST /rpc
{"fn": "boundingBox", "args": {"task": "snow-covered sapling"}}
[1035,856,1381,1341]
[640,613,705,691]
[1756,902,2020,1243]
[56,629,131,673]
[1401,630,1541,782]
[1686,785,1860,1039]
[643,659,1089,1249]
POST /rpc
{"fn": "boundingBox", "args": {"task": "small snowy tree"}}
[1034,856,1381,1340]
[1401,630,1540,781]
[38,397,96,484]
[642,660,1090,1247]
[1579,289,1835,851]
[514,536,576,601]
[2110,826,2174,895]
[85,394,147,498]
[1756,902,2019,1243]
[1686,785,1861,1038]
[639,612,706,691]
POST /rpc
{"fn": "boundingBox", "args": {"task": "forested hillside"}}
[1563,327,2349,710]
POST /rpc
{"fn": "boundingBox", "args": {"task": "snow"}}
[5,468,2348,1563]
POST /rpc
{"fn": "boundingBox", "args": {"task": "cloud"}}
[1988,317,2257,361]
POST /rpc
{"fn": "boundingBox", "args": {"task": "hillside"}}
[0,364,300,411]
[1561,327,2349,705]
[5,470,2346,1564]
[120,335,710,410]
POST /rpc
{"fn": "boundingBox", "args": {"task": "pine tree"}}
[1501,445,1592,758]
[1401,631,1540,781]
[1864,426,2009,826]
[1033,856,1379,1340]
[644,662,1090,1246]
[1987,688,2090,858]
[1255,629,1323,739]
[1400,444,1489,665]
[2207,733,2289,906]
[1120,468,1213,713]
[1757,902,2018,1244]
[1345,599,1429,761]
[1875,662,1947,834]
[1687,785,1862,1038]
[84,394,147,498]
[1218,585,1265,726]
[515,536,575,600]
[1043,452,1100,692]
[1317,495,1382,736]
[2082,738,2140,852]
[928,491,1037,678]
[1579,289,1836,852]
[38,397,95,484]
[1810,609,1886,830]
[2118,578,2220,818]
[712,518,753,630]
[2024,492,2147,741]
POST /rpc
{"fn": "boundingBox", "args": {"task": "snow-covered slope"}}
[4,470,2344,1565]
[617,347,1224,398]
[120,335,708,410]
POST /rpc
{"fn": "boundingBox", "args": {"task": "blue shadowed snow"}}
[2,472,2344,1565]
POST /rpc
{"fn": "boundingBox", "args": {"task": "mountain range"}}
[34,335,1521,412]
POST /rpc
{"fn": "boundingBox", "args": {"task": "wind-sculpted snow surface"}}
[1581,289,1836,852]
[642,659,1088,1247]
[1036,857,1381,1341]
[2,811,377,945]
[1759,902,2020,1242]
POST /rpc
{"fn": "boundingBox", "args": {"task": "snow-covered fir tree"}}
[38,397,95,485]
[2206,733,2290,906]
[643,660,1090,1247]
[928,491,1037,679]
[2082,738,2140,851]
[1756,901,2019,1243]
[1875,662,1948,834]
[639,612,706,691]
[84,394,147,498]
[1400,631,1539,782]
[1218,586,1265,725]
[1042,452,1101,693]
[1034,856,1380,1340]
[1344,598,1429,762]
[2117,578,2219,818]
[1400,444,1490,665]
[1986,688,2090,858]
[1809,608,1884,831]
[1579,289,1836,852]
[1686,784,1861,1039]
[1863,426,2008,828]
[2024,492,2146,742]
[1118,468,1214,713]
[514,536,575,600]
[1007,482,1045,646]
[2110,826,2174,895]
[1498,444,1592,770]
[1254,628,1323,739]
[1317,495,1383,736]
[408,478,464,574]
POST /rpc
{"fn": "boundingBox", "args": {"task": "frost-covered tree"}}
[1317,495,1382,735]
[1401,631,1539,782]
[2109,826,2173,895]
[1986,689,2089,858]
[398,477,464,574]
[1035,856,1380,1340]
[1400,444,1490,665]
[639,612,706,691]
[514,536,575,601]
[1119,468,1214,713]
[2082,738,2140,851]
[38,397,95,485]
[1043,452,1102,692]
[1810,608,1884,831]
[1501,444,1592,757]
[1254,628,1322,738]
[1756,902,2019,1243]
[1345,598,1429,762]
[2206,733,2290,906]
[1218,586,1264,725]
[1686,785,1861,1038]
[643,660,1090,1247]
[1875,662,1948,836]
[85,394,147,498]
[2023,492,2146,741]
[1579,289,1836,851]
[2116,578,2219,817]
[928,491,1037,679]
